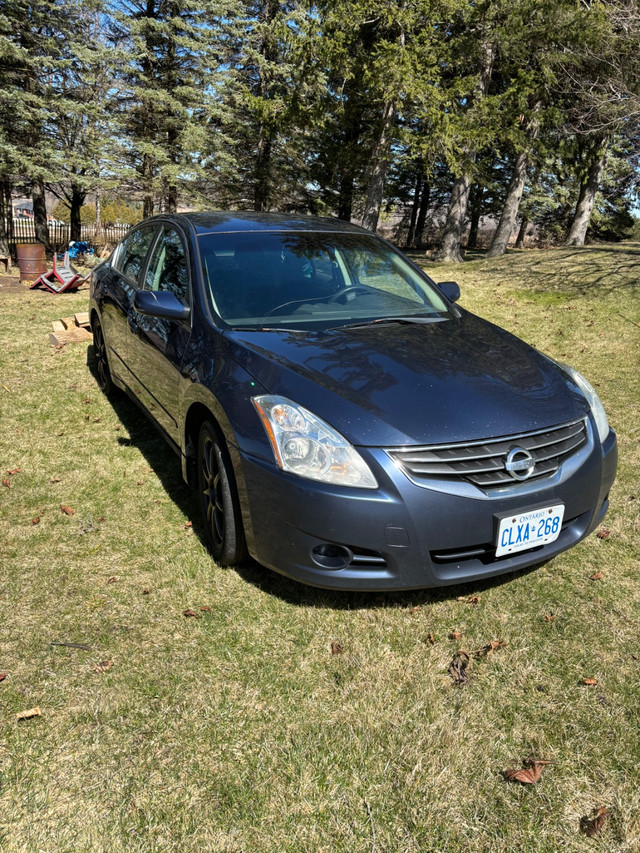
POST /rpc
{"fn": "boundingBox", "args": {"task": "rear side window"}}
[115,226,156,285]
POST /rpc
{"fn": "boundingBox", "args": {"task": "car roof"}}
[152,211,371,236]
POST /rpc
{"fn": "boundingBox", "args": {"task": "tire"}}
[92,316,113,395]
[197,420,248,566]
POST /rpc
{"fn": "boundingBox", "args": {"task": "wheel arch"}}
[183,398,257,557]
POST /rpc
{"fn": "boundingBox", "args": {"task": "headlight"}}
[560,363,610,444]
[252,395,378,488]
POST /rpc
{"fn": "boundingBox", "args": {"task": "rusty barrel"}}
[16,243,47,283]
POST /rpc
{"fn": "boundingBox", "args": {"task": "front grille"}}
[388,418,588,489]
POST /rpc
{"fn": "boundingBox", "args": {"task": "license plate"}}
[495,504,565,558]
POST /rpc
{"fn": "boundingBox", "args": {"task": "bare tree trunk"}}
[0,178,10,259]
[406,169,422,248]
[95,191,103,242]
[142,153,154,218]
[69,183,86,243]
[487,150,528,257]
[515,216,529,249]
[434,41,494,263]
[166,184,178,213]
[467,183,484,249]
[414,182,431,248]
[337,92,364,221]
[361,99,396,232]
[565,145,607,246]
[31,178,52,253]
[254,133,272,211]
[434,172,474,262]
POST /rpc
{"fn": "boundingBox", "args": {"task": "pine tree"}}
[109,0,239,214]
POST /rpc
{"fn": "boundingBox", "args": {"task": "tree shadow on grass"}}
[86,346,200,521]
[87,345,544,611]
[411,244,640,297]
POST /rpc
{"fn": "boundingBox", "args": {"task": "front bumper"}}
[234,423,617,591]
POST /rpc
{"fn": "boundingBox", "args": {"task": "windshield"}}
[198,231,449,330]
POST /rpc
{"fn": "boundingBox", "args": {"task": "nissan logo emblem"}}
[505,447,535,481]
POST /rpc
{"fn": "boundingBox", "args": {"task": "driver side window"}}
[144,227,189,305]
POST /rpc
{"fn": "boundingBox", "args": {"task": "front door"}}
[127,225,192,442]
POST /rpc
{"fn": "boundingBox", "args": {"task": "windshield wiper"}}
[331,316,439,331]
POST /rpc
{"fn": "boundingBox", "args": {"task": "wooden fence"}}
[6,218,130,248]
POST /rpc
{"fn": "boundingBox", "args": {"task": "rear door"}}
[101,224,158,385]
[126,225,192,442]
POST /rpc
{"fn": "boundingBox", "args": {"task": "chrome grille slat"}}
[388,418,588,489]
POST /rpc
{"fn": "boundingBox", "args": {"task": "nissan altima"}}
[89,212,617,590]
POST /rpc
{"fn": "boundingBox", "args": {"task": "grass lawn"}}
[1,243,639,852]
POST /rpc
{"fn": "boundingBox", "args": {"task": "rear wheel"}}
[197,420,248,566]
[92,317,113,395]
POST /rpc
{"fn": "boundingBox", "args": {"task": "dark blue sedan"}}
[89,212,617,590]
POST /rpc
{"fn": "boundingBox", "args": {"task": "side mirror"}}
[134,290,190,322]
[437,281,460,303]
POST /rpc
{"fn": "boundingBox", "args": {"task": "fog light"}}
[311,544,353,570]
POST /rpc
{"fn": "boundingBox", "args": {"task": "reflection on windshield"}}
[199,232,448,329]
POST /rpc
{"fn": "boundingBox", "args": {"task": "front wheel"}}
[197,421,248,566]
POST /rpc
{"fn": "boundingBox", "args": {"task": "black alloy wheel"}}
[197,420,248,566]
[92,317,113,395]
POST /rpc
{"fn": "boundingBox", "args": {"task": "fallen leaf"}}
[31,516,40,525]
[448,651,471,685]
[60,505,75,515]
[503,759,552,785]
[590,572,604,581]
[596,528,611,540]
[142,588,151,595]
[50,477,61,483]
[136,480,144,485]
[93,417,101,423]
[2,478,10,488]
[93,660,113,673]
[427,632,435,645]
[409,605,420,613]
[97,516,105,522]
[544,613,556,622]
[580,677,597,686]
[449,631,462,640]
[580,807,610,837]
[184,521,193,529]
[475,640,507,658]
[0,673,7,682]
[82,397,91,404]
[7,468,22,475]
[183,608,199,618]
[457,595,481,605]
[17,707,41,721]
[200,606,211,612]
[107,576,117,584]
[331,642,344,655]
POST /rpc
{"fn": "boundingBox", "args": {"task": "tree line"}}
[1,0,639,262]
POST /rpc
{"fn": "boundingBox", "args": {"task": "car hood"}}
[223,313,590,446]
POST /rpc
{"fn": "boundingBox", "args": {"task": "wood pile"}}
[49,313,93,346]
